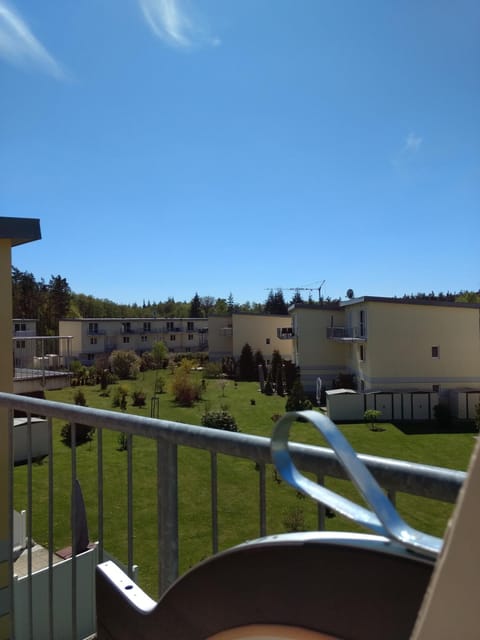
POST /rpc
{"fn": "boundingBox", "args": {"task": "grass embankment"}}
[14,370,476,596]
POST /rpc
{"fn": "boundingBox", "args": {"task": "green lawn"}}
[14,370,477,596]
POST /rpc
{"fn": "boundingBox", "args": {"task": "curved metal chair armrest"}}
[271,410,442,558]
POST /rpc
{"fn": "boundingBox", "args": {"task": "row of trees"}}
[12,268,71,335]
[13,267,480,337]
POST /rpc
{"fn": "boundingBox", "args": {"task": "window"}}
[432,346,440,358]
[123,336,130,344]
[16,340,26,349]
[143,322,151,332]
[122,322,131,333]
[266,338,270,345]
[359,344,365,361]
[185,347,191,352]
[141,335,148,342]
[166,321,174,331]
[87,353,95,361]
[359,310,366,337]
[187,321,194,331]
[170,335,176,341]
[188,334,194,340]
[432,384,440,393]
[88,322,98,334]
[90,337,97,345]
[15,323,26,332]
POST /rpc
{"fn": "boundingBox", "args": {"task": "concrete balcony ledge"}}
[0,217,41,246]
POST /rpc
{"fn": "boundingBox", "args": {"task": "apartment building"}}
[290,297,480,398]
[11,319,73,393]
[59,317,208,364]
[289,302,345,393]
[12,319,37,337]
[12,319,37,370]
[208,313,294,364]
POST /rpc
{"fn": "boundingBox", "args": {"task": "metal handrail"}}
[2,391,466,638]
[1,392,464,502]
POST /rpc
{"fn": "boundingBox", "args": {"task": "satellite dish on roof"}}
[346,289,354,299]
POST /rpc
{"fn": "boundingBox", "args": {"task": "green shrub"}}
[117,432,129,451]
[364,409,382,431]
[282,506,305,532]
[475,403,480,432]
[201,410,238,432]
[154,376,165,394]
[434,403,452,429]
[264,377,274,396]
[61,387,95,447]
[73,389,87,406]
[204,362,223,378]
[112,384,129,410]
[61,423,94,448]
[109,350,141,379]
[132,388,147,407]
[285,379,312,412]
[171,359,202,406]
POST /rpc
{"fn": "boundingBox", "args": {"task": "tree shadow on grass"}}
[393,420,477,435]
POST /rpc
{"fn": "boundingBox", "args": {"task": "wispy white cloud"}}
[404,132,423,152]
[0,0,65,79]
[138,0,220,50]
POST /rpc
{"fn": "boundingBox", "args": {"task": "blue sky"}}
[1,0,479,305]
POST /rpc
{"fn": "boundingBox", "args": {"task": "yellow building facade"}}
[290,297,480,397]
[208,313,294,364]
[59,317,208,364]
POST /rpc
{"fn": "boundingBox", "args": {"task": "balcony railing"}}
[327,325,367,341]
[0,392,465,639]
[12,337,73,386]
[277,328,294,339]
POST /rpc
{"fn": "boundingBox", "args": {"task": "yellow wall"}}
[290,306,346,392]
[0,239,12,637]
[231,314,293,362]
[347,301,480,391]
[208,316,233,360]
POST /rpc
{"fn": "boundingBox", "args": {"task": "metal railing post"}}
[316,474,326,531]
[210,452,218,555]
[157,438,178,597]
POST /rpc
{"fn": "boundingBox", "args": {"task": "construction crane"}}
[265,280,325,303]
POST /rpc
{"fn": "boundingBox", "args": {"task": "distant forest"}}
[11,266,480,336]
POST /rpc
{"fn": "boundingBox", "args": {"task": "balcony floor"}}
[14,543,64,578]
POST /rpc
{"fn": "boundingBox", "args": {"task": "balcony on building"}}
[13,335,73,393]
[87,323,106,336]
[327,325,367,342]
[277,327,294,339]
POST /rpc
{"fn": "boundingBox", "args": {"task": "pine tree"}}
[48,275,71,331]
[285,378,312,412]
[265,289,288,314]
[270,349,283,385]
[238,343,257,381]
[189,292,202,317]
